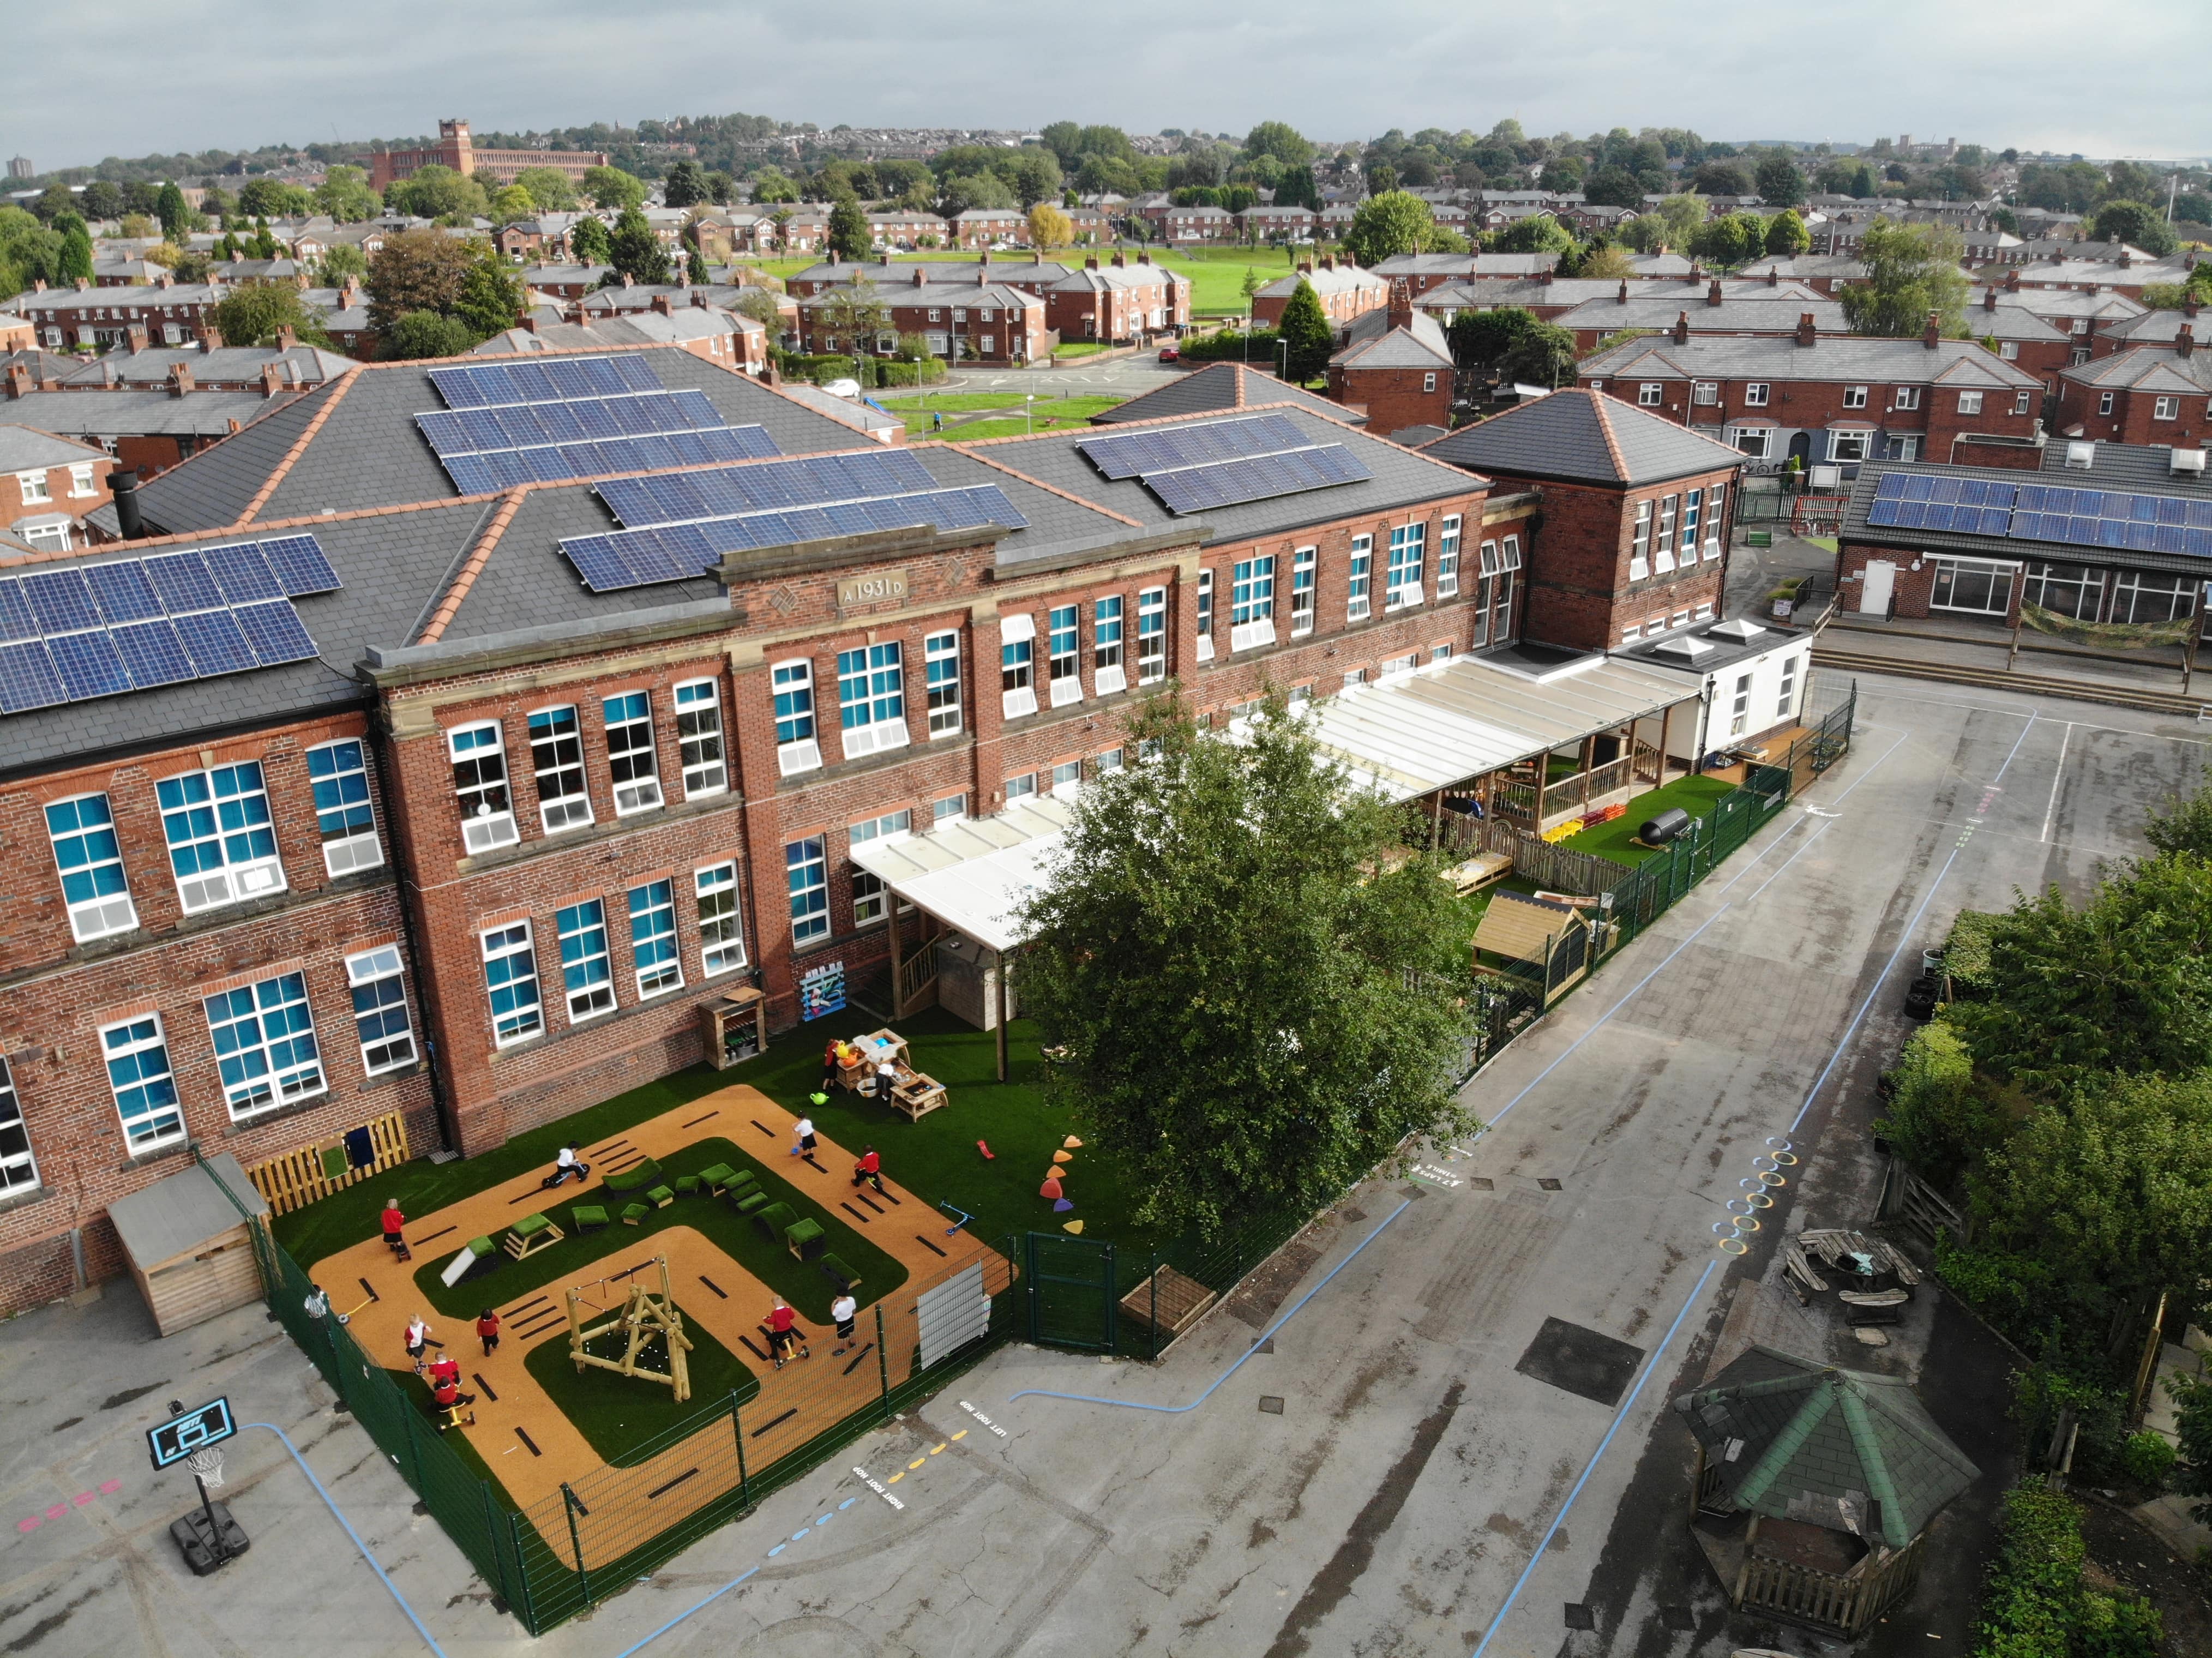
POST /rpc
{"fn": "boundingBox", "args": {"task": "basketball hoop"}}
[185,1446,224,1489]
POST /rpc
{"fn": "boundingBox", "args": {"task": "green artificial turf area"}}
[272,1006,1153,1276]
[522,1300,759,1465]
[402,1136,904,1325]
[1558,776,1738,865]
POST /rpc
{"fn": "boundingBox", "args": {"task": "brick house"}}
[1422,389,1743,651]
[473,305,769,375]
[3,368,306,484]
[1089,362,1367,430]
[1326,287,1456,437]
[1367,251,1565,296]
[787,254,1073,302]
[1,423,112,550]
[867,211,949,249]
[1239,205,1317,242]
[494,214,593,262]
[19,280,229,350]
[798,277,1050,366]
[1997,250,2198,301]
[1577,317,2047,471]
[2054,337,2212,448]
[950,208,1026,249]
[1042,255,1190,345]
[0,339,1514,1317]
[50,338,358,394]
[1146,204,1237,244]
[369,118,606,190]
[1550,288,1850,354]
[1251,260,1387,328]
[520,263,616,302]
[1414,274,1828,326]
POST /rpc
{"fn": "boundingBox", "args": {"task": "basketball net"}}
[186,1446,224,1488]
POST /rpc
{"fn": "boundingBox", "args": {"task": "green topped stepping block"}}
[785,1217,826,1260]
[647,1185,675,1209]
[570,1204,609,1233]
[672,1174,702,1197]
[735,1191,769,1216]
[696,1162,738,1193]
[819,1253,862,1292]
[603,1158,663,1194]
[753,1202,797,1242]
[621,1202,652,1226]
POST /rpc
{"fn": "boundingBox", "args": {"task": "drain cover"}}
[1564,1602,1595,1630]
[1258,1395,1285,1415]
[1515,1317,1646,1408]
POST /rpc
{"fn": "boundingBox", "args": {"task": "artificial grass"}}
[401,1136,905,1325]
[1558,776,1738,866]
[522,1300,759,1465]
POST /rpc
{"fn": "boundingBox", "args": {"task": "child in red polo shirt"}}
[850,1146,883,1193]
[765,1298,810,1368]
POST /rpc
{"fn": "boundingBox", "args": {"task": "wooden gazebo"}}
[1673,1346,1980,1639]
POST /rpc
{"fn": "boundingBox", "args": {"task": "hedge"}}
[1974,1486,2160,1658]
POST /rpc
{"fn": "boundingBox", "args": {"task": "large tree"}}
[1688,211,1768,267]
[364,227,480,338]
[1488,215,1577,255]
[1026,202,1072,250]
[1496,320,1579,389]
[580,165,647,213]
[314,164,380,223]
[1275,279,1334,382]
[826,195,871,261]
[1018,691,1474,1234]
[1341,190,1437,266]
[383,310,478,360]
[1764,208,1811,256]
[2087,200,2179,258]
[569,215,611,265]
[511,167,578,213]
[1582,166,1644,208]
[1839,218,1970,339]
[1243,121,1313,169]
[452,249,525,339]
[662,160,707,209]
[155,181,189,241]
[1692,160,1753,197]
[211,284,331,349]
[606,207,670,285]
[1753,155,1807,206]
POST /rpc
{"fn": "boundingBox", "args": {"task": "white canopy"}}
[847,795,1075,953]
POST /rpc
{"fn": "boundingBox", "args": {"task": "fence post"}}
[561,1482,591,1607]
[320,1313,350,1413]
[507,1510,538,1634]
[876,1303,893,1422]
[400,1392,425,1489]
[729,1390,750,1509]
[479,1483,513,1612]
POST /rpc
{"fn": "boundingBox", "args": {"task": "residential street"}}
[3,670,2204,1658]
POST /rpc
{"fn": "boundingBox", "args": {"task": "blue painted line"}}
[238,1422,450,1657]
[1467,1258,1720,1657]
[1007,1199,1414,1411]
[607,1566,765,1658]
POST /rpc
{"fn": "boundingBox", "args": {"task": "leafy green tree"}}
[1018,690,1474,1234]
[1243,121,1313,168]
[1754,155,1807,206]
[748,166,800,203]
[606,208,670,285]
[489,185,534,223]
[1840,218,1971,338]
[662,160,707,209]
[1448,305,1537,380]
[364,226,480,337]
[119,213,158,241]
[453,248,525,339]
[156,181,189,241]
[80,181,125,221]
[580,165,646,213]
[2145,765,2212,858]
[1689,211,1768,266]
[511,168,579,213]
[314,165,380,222]
[1583,166,1644,208]
[1367,162,1398,196]
[57,218,94,283]
[686,247,710,285]
[1488,215,1577,255]
[1873,1020,1995,1188]
[1764,208,1811,256]
[384,309,477,359]
[826,195,871,261]
[1574,243,1635,280]
[1026,203,1071,250]
[387,164,488,221]
[210,284,330,348]
[1274,164,1321,212]
[31,182,73,224]
[1003,150,1062,209]
[2087,200,2179,257]
[1275,278,1334,382]
[318,243,367,282]
[1692,160,1753,197]
[1338,190,1434,265]
[569,216,611,265]
[1497,320,1578,388]
[939,172,1017,215]
[2172,1372,2212,1522]
[237,178,311,218]
[2104,160,2161,205]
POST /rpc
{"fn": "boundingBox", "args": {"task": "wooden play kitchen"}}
[836,1028,948,1121]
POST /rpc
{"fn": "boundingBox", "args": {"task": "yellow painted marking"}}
[887,1472,904,1483]
[951,1429,967,1441]
[908,1457,926,1469]
[929,1443,946,1454]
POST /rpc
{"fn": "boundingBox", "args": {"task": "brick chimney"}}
[2118,249,2132,268]
[1138,251,1150,265]
[2179,324,2195,360]
[1766,266,1778,286]
[1983,286,1997,311]
[650,293,673,315]
[621,272,634,288]
[519,313,537,334]
[1795,311,1817,347]
[1387,280,1412,331]
[2186,295,2201,319]
[275,325,297,350]
[1616,279,1630,304]
[978,249,991,266]
[1705,278,1723,308]
[1687,258,1703,280]
[1922,310,1940,349]
[1537,266,1553,286]
[828,251,840,268]
[2005,268,2021,291]
[912,266,927,286]
[199,326,223,350]
[260,362,285,396]
[74,276,92,292]
[1298,260,1313,275]
[1673,310,1691,345]
[1085,255,1099,271]
[168,362,195,397]
[127,323,149,353]
[1111,252,1126,268]
[4,362,29,400]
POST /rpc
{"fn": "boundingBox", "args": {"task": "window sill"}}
[359,1059,428,1093]
[453,789,745,874]
[119,1140,192,1174]
[222,1091,333,1139]
[0,1182,54,1220]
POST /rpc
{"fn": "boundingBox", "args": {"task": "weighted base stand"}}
[169,1499,248,1575]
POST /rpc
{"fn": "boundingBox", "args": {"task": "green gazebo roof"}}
[1672,1346,1980,1550]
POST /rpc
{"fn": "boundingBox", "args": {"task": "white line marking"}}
[2041,723,2071,844]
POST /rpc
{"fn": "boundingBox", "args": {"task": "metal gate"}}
[1025,1230,1117,1351]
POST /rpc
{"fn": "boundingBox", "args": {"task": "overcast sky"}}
[8,0,2208,172]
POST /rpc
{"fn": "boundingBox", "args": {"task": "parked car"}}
[1157,346,1180,363]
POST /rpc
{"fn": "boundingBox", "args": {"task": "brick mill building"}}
[368,119,608,191]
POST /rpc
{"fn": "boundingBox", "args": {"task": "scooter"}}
[540,1161,591,1190]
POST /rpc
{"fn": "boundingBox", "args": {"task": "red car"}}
[1157,346,1180,363]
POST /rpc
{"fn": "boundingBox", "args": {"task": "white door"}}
[1859,560,1896,616]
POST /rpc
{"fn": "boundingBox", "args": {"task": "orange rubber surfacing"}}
[310,1082,1005,1558]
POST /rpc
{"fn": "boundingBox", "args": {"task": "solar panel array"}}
[0,532,337,715]
[1074,412,1372,516]
[1865,470,2212,559]
[596,449,941,528]
[414,355,783,495]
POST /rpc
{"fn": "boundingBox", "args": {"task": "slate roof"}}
[1421,388,1744,488]
[579,283,767,315]
[960,401,1477,554]
[471,312,755,354]
[2036,437,2212,486]
[1673,1346,1979,1548]
[1413,277,1826,312]
[1331,309,1454,370]
[1045,264,1186,295]
[1577,333,2044,391]
[793,259,1074,289]
[2075,308,2191,345]
[798,281,1040,312]
[1087,363,1364,428]
[0,422,107,470]
[1985,287,2144,323]
[130,345,878,537]
[519,265,616,287]
[8,387,305,446]
[1370,252,1563,278]
[1254,266,1386,299]
[54,344,359,389]
[1550,295,1849,335]
[2058,344,2212,395]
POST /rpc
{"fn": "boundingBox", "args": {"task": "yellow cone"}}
[1042,1169,1063,1183]
[1062,1136,1084,1149]
[1051,1150,1072,1164]
[1062,1220,1085,1235]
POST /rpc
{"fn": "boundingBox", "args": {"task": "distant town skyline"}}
[6,0,2208,176]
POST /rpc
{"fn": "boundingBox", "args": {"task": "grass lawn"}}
[1559,776,1738,866]
[522,1302,759,1464]
[402,1134,906,1325]
[1052,341,1111,358]
[734,246,1305,316]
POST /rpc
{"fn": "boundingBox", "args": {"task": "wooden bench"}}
[503,1212,563,1260]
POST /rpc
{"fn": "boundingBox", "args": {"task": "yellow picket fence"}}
[246,1110,411,1216]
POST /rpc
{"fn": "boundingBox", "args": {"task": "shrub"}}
[2122,1429,2177,1488]
[1176,326,1280,364]
[1874,1020,1995,1188]
[1975,1487,2087,1657]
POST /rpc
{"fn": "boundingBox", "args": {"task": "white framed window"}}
[2098,391,2114,416]
[1744,383,1769,407]
[1654,494,1679,573]
[1930,556,2018,616]
[1693,600,1715,620]
[556,898,615,1022]
[2154,395,2180,421]
[449,723,518,854]
[1005,772,1038,802]
[1347,536,1372,621]
[1423,371,1437,393]
[1705,485,1726,560]
[1048,604,1083,706]
[1734,427,1772,459]
[1195,571,1215,660]
[1621,623,1643,643]
[307,739,383,876]
[838,641,909,757]
[1093,595,1126,693]
[1890,434,1922,462]
[2111,569,2195,625]
[102,1014,183,1153]
[674,678,726,797]
[849,809,912,927]
[1956,390,1983,415]
[0,1056,38,1195]
[773,658,823,775]
[603,692,664,814]
[205,971,323,1119]
[1436,516,1460,598]
[787,836,829,945]
[16,470,50,503]
[68,463,97,497]
[1000,612,1037,718]
[1638,383,1663,406]
[1728,671,1752,737]
[1999,340,2019,359]
[1386,522,1425,609]
[529,705,593,832]
[1380,652,1417,679]
[933,792,968,825]
[1894,386,1922,410]
[2011,389,2030,415]
[1692,382,1718,406]
[1052,760,1083,797]
[1628,501,1652,579]
[1136,587,1167,682]
[695,862,747,975]
[1096,747,1126,772]
[157,761,285,912]
[481,921,543,1046]
[1289,546,1317,635]
[345,945,416,1075]
[924,630,963,737]
[1343,668,1366,687]
[1829,430,1871,462]
[1776,655,1800,720]
[21,520,69,552]
[46,792,137,941]
[628,879,683,998]
[1231,554,1276,649]
[1842,385,1868,409]
[2070,319,2090,336]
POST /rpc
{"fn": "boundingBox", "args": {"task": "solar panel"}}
[597,449,940,527]
[427,355,669,411]
[235,600,319,666]
[84,561,164,624]
[145,551,224,614]
[0,578,37,642]
[1143,444,1374,516]
[173,609,254,677]
[46,629,132,701]
[202,543,285,604]
[1865,499,1903,528]
[21,570,99,635]
[259,534,341,597]
[111,620,196,688]
[0,640,64,714]
[1078,413,1310,480]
